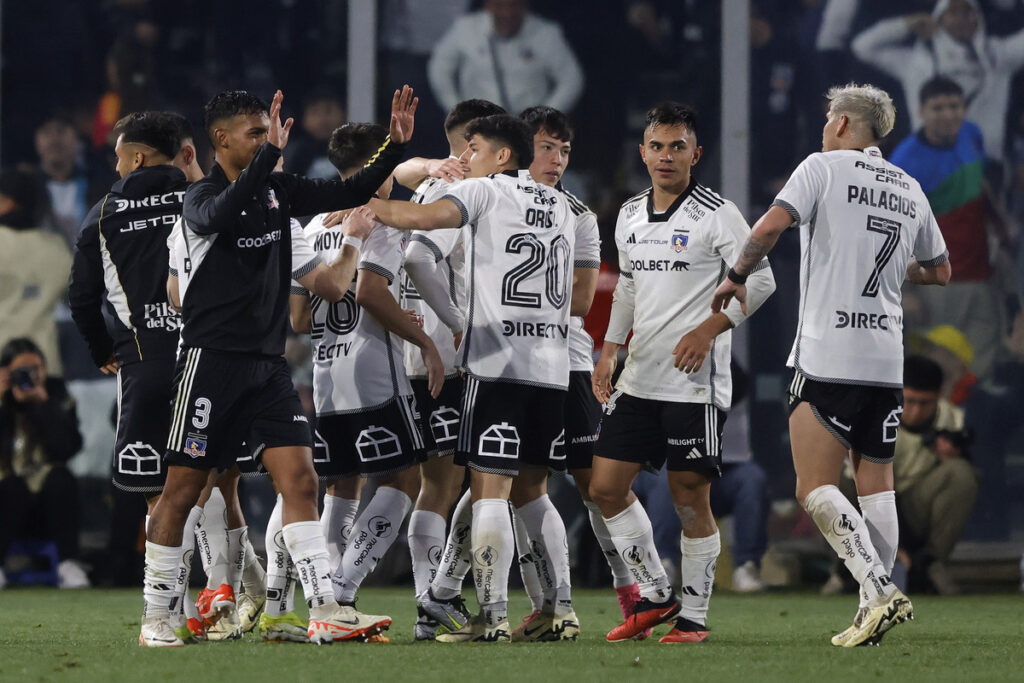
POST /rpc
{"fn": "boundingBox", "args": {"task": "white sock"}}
[195,489,230,589]
[679,531,720,627]
[858,490,898,609]
[175,506,203,619]
[803,485,895,607]
[603,500,672,602]
[143,541,181,619]
[432,489,473,600]
[322,493,360,572]
[282,520,336,619]
[584,501,634,588]
[333,486,412,603]
[226,527,247,594]
[512,507,546,612]
[470,499,514,623]
[265,495,296,617]
[516,495,572,614]
[408,510,446,600]
[241,533,265,596]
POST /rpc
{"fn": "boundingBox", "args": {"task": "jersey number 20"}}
[501,233,570,309]
[311,291,360,340]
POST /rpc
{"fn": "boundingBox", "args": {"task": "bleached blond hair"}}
[826,83,896,141]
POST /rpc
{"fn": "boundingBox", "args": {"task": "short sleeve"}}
[291,218,322,280]
[613,211,632,278]
[913,203,949,267]
[359,224,405,283]
[573,211,601,269]
[440,178,495,227]
[773,154,829,228]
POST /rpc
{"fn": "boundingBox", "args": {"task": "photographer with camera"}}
[895,355,978,595]
[0,337,87,589]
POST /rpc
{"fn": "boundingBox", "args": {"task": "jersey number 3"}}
[861,215,901,298]
[501,233,570,309]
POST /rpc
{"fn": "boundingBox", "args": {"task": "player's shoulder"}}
[690,182,727,212]
[559,186,594,218]
[618,187,651,217]
[303,214,329,240]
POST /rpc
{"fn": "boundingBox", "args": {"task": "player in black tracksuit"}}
[140,88,417,646]
[69,113,190,501]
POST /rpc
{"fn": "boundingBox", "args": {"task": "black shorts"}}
[455,375,566,477]
[165,348,313,472]
[565,371,600,471]
[595,391,723,475]
[411,376,462,457]
[113,358,176,494]
[313,395,423,479]
[787,369,903,464]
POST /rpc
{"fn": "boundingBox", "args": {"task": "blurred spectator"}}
[892,76,1010,379]
[851,0,1024,161]
[0,168,70,376]
[93,20,164,148]
[0,338,88,589]
[283,89,347,180]
[428,0,584,115]
[380,0,470,158]
[895,355,978,595]
[34,116,111,245]
[923,324,978,403]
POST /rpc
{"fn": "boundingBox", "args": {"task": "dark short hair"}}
[519,106,573,142]
[202,90,268,140]
[904,355,944,392]
[113,111,182,159]
[0,337,44,367]
[444,99,506,133]
[164,111,196,146]
[645,101,699,136]
[327,122,389,173]
[919,76,964,105]
[465,114,534,169]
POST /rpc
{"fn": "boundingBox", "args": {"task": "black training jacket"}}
[177,138,405,357]
[69,165,188,367]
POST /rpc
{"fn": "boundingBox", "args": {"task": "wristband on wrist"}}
[727,267,748,285]
[341,236,363,251]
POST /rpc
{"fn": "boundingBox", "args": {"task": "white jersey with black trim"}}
[773,146,948,387]
[560,185,602,372]
[605,181,775,409]
[294,214,413,414]
[442,169,576,389]
[401,175,466,378]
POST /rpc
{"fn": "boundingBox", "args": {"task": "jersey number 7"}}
[861,215,901,298]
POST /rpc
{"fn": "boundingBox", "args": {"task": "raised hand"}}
[389,85,419,144]
[425,157,467,182]
[268,90,295,150]
[340,205,376,240]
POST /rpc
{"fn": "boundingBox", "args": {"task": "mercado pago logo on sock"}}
[832,513,858,536]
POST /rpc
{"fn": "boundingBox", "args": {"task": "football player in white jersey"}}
[590,102,776,643]
[391,100,507,641]
[500,105,599,641]
[713,83,950,647]
[289,122,445,629]
[369,114,576,643]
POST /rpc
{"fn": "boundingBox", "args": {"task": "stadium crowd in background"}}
[1,0,1022,635]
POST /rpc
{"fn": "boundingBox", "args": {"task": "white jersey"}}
[295,214,412,414]
[443,170,576,389]
[401,176,466,378]
[605,182,775,409]
[560,186,602,372]
[774,146,948,387]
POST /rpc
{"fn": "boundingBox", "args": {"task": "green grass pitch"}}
[1,588,1021,682]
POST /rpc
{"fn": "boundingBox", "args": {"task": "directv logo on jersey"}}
[501,321,569,339]
[671,233,688,252]
[835,310,901,331]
